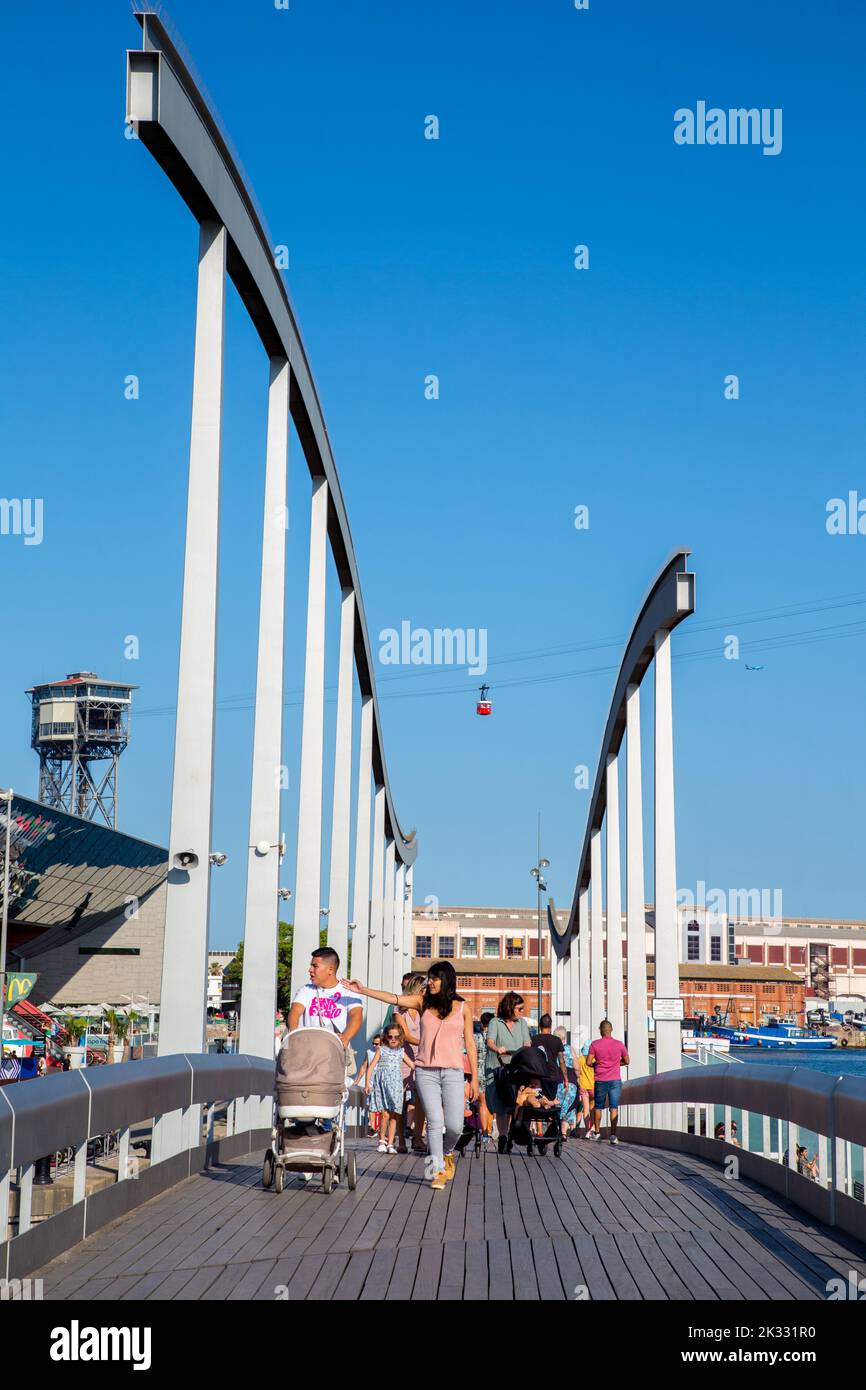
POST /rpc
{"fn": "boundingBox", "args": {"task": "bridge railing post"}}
[159,219,227,1061]
[239,356,291,1079]
[290,476,329,999]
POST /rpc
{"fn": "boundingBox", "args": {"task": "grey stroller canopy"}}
[275,1027,347,1117]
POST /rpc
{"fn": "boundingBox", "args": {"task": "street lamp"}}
[0,787,14,1062]
[530,845,551,1026]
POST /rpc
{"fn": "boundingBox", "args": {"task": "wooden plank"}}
[611,1231,668,1300]
[411,1243,444,1300]
[332,1250,375,1301]
[530,1236,566,1300]
[286,1252,328,1301]
[689,1229,766,1300]
[226,1260,279,1301]
[482,1151,506,1241]
[486,1236,514,1301]
[509,1156,549,1238]
[438,1240,465,1299]
[572,1235,618,1301]
[385,1244,422,1300]
[359,1246,398,1300]
[463,1240,488,1300]
[306,1251,351,1300]
[592,1232,642,1300]
[170,1265,227,1301]
[495,1154,527,1239]
[442,1150,471,1243]
[508,1236,540,1301]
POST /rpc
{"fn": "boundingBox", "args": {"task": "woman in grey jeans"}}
[346,961,477,1191]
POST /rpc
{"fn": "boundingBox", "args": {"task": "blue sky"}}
[1,0,864,947]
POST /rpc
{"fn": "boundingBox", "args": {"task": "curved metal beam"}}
[550,548,694,959]
[127,11,416,865]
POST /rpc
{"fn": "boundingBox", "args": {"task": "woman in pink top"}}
[346,961,477,1191]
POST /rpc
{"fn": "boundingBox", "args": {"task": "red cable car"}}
[476,684,492,716]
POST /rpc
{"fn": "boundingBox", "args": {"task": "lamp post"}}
[0,787,13,1062]
[530,816,550,1025]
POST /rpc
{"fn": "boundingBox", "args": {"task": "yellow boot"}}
[444,1153,456,1182]
[431,1168,447,1191]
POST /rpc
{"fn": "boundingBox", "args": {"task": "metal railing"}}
[620,1063,866,1244]
[0,1054,273,1282]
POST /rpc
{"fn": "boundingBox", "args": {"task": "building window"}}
[438,936,455,958]
[457,976,472,987]
[831,948,849,966]
[529,938,547,958]
[506,977,523,987]
[727,924,737,964]
[747,945,764,964]
[710,936,722,963]
[461,936,478,957]
[768,945,784,965]
[853,949,866,969]
[484,937,499,958]
[789,946,806,965]
[506,937,524,959]
[687,937,700,961]
[416,935,432,958]
[481,977,496,987]
[763,985,774,995]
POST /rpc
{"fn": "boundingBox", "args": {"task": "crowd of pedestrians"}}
[342,959,631,1190]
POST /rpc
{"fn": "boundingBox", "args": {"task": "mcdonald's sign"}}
[5,974,37,1006]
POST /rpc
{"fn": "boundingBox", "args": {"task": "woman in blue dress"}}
[366,1022,407,1154]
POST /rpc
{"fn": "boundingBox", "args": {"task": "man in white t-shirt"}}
[288,947,363,1051]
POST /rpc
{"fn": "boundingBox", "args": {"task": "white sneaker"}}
[377,1141,388,1153]
[609,1135,619,1146]
[387,1143,398,1155]
[300,1171,314,1182]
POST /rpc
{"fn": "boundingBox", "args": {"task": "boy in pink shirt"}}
[587,1020,629,1145]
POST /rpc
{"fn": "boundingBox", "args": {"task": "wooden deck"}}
[29,1138,866,1301]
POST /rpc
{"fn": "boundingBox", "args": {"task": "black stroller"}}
[454,1095,484,1157]
[497,1044,563,1157]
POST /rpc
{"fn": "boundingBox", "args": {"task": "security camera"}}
[173,850,199,870]
[209,852,228,867]
[278,888,293,901]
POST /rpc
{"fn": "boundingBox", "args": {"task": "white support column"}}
[578,887,590,1050]
[351,697,374,981]
[590,829,604,1035]
[382,837,395,996]
[653,629,681,1084]
[568,944,580,1046]
[394,861,406,995]
[559,948,571,1032]
[159,220,226,1059]
[403,867,413,976]
[327,588,356,975]
[290,476,329,998]
[367,786,386,1032]
[605,754,624,1046]
[239,356,289,1073]
[626,683,649,1097]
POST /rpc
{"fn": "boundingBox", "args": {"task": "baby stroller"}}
[501,1045,563,1157]
[262,1028,357,1194]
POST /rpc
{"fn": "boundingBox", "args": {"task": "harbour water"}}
[706,1049,866,1189]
